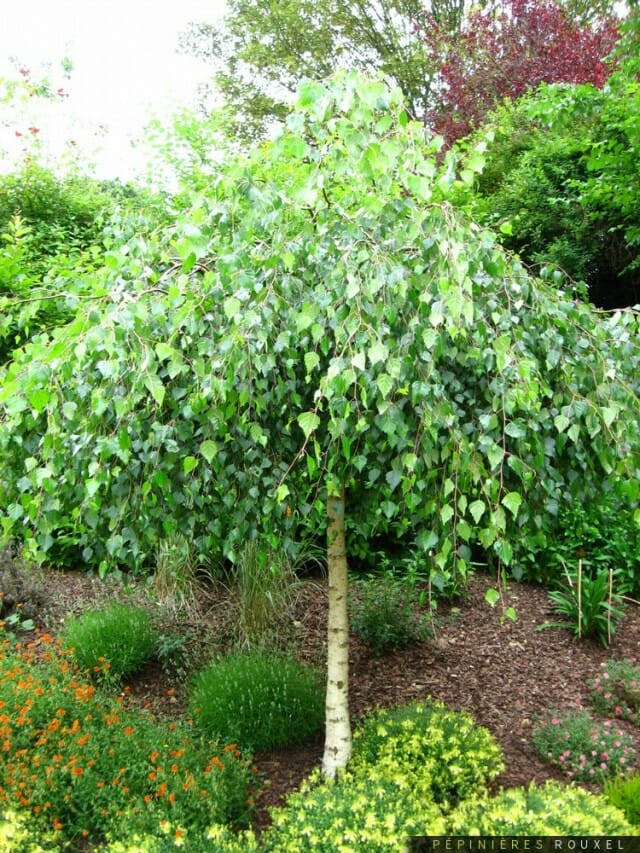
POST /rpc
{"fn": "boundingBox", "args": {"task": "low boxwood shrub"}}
[189,650,324,751]
[62,602,155,685]
[263,767,446,852]
[447,781,635,834]
[350,699,504,807]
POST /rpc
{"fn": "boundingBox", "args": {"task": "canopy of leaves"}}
[179,0,468,141]
[421,0,620,145]
[0,74,638,589]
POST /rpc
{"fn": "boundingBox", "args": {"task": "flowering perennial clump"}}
[590,658,640,724]
[532,707,636,782]
[0,629,257,847]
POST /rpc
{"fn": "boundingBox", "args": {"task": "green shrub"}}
[590,658,640,724]
[604,772,640,827]
[0,635,256,845]
[263,767,446,852]
[448,781,634,834]
[543,563,625,647]
[522,490,640,594]
[350,569,432,655]
[532,707,636,781]
[62,602,155,685]
[189,650,324,751]
[350,699,504,808]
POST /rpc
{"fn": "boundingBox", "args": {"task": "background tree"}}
[420,0,620,145]
[179,0,469,141]
[2,73,639,776]
[452,80,640,308]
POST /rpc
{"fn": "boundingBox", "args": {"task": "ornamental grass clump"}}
[189,650,324,751]
[447,781,634,835]
[62,602,155,685]
[532,707,636,781]
[0,632,256,846]
[350,699,504,807]
[590,658,640,724]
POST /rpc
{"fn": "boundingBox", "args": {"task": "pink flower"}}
[603,672,610,680]
[551,717,560,725]
[601,752,609,761]
[615,707,623,716]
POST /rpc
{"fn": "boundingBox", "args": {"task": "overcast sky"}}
[0,0,226,180]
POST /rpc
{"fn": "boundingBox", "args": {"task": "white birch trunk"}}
[321,486,352,779]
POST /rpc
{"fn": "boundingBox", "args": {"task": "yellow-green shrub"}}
[350,699,504,807]
[448,781,636,834]
[0,807,61,852]
[263,767,446,852]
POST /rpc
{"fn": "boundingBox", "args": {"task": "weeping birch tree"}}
[2,73,639,777]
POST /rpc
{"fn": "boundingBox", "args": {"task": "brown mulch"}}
[29,567,640,832]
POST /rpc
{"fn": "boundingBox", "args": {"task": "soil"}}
[22,567,640,833]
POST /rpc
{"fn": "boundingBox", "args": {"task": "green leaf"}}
[369,341,389,365]
[304,351,320,374]
[501,492,522,519]
[144,375,166,407]
[487,444,504,471]
[223,296,241,320]
[298,411,320,439]
[554,414,571,433]
[469,500,485,524]
[485,588,500,608]
[27,389,51,413]
[376,373,394,399]
[200,440,218,464]
[183,456,198,474]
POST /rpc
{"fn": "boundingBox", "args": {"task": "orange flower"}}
[123,726,133,736]
[150,751,159,762]
[71,767,84,777]
[171,764,179,774]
